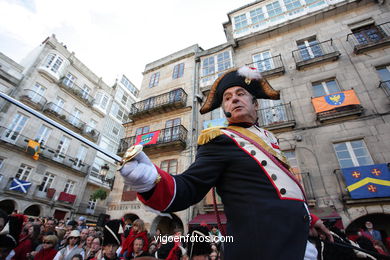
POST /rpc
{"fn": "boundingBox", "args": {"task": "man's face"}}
[133,239,143,253]
[45,220,55,231]
[80,229,89,241]
[103,244,119,259]
[222,86,258,124]
[88,227,96,236]
[365,221,373,229]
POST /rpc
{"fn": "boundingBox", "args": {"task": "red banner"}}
[312,89,360,113]
[58,192,76,203]
[134,130,160,145]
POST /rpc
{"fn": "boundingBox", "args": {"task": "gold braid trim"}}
[227,125,288,165]
[197,127,225,145]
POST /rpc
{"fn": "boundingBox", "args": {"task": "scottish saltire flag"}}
[134,130,160,145]
[9,178,32,193]
[342,163,390,199]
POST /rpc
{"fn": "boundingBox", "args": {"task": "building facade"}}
[0,35,138,222]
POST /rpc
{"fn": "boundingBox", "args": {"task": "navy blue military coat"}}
[139,125,310,260]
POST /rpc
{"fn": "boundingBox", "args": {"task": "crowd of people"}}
[0,209,225,260]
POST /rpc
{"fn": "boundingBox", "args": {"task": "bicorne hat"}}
[199,66,280,114]
[103,219,123,246]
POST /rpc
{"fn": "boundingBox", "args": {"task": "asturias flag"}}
[342,163,390,199]
[312,89,360,113]
[134,130,160,145]
[9,178,32,193]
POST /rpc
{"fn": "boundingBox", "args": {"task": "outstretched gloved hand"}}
[119,151,158,193]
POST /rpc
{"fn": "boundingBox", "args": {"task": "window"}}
[112,127,120,136]
[31,83,46,102]
[250,8,266,28]
[173,63,185,79]
[63,73,77,87]
[284,0,303,14]
[87,197,97,210]
[3,113,28,143]
[110,102,128,123]
[259,99,287,125]
[35,125,52,145]
[201,51,232,77]
[91,157,106,175]
[161,159,178,174]
[266,1,284,21]
[43,53,64,73]
[149,72,160,88]
[81,84,91,99]
[120,75,139,97]
[85,119,97,134]
[115,88,129,106]
[94,92,110,112]
[73,146,87,169]
[164,118,181,142]
[312,79,341,97]
[217,52,231,72]
[53,97,65,113]
[376,66,390,93]
[122,184,137,201]
[253,51,274,72]
[136,126,150,136]
[202,57,215,77]
[53,135,71,162]
[100,137,116,154]
[16,164,33,181]
[69,108,82,127]
[64,179,75,194]
[234,13,248,33]
[297,37,323,61]
[39,172,55,192]
[334,140,373,168]
[352,24,384,45]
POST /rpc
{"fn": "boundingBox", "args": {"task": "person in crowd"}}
[70,254,83,260]
[88,227,97,237]
[119,66,332,259]
[364,221,382,243]
[93,220,122,260]
[0,209,8,232]
[79,228,89,248]
[57,220,66,229]
[78,217,88,231]
[86,237,102,260]
[53,230,84,260]
[43,218,57,235]
[121,219,148,257]
[0,214,24,260]
[123,214,133,239]
[84,235,95,257]
[186,226,212,260]
[209,250,218,260]
[129,237,149,258]
[33,235,58,260]
[147,243,158,257]
[12,222,35,260]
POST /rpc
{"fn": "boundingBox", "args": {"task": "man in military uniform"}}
[119,66,331,260]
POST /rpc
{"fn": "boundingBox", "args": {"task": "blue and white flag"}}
[9,178,32,193]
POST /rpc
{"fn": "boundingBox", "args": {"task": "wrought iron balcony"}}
[292,39,340,70]
[88,171,112,189]
[379,80,390,98]
[118,125,188,154]
[246,54,285,78]
[0,126,90,175]
[257,102,295,132]
[57,191,76,204]
[59,78,95,107]
[19,89,47,111]
[129,88,187,120]
[77,203,106,216]
[347,22,390,54]
[32,186,55,203]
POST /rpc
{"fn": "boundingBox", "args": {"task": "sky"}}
[0,0,254,88]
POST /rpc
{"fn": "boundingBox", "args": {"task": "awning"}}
[188,213,227,225]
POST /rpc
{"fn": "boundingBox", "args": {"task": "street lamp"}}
[100,164,110,182]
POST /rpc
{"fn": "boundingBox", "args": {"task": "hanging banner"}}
[342,163,390,199]
[134,130,160,145]
[203,118,228,130]
[312,89,360,113]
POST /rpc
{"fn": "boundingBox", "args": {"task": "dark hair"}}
[134,237,144,245]
[0,209,8,223]
[187,226,212,257]
[71,254,83,260]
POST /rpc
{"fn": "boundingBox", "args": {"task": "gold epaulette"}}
[197,126,225,145]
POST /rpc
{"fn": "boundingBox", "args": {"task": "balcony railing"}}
[19,89,47,110]
[246,54,285,77]
[301,172,316,202]
[59,78,95,107]
[347,22,390,54]
[379,80,390,98]
[57,191,76,204]
[118,125,188,154]
[257,102,295,131]
[129,88,187,120]
[0,126,90,175]
[88,171,112,188]
[78,203,106,216]
[292,39,340,70]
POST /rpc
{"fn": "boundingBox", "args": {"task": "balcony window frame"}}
[53,135,71,162]
[312,79,341,98]
[39,172,55,192]
[3,113,28,143]
[31,83,46,102]
[201,51,232,78]
[149,72,160,88]
[43,53,64,73]
[136,126,150,136]
[16,164,33,181]
[64,179,75,194]
[160,159,178,174]
[333,140,374,169]
[63,73,77,87]
[252,50,274,72]
[296,36,323,61]
[35,124,52,145]
[172,63,185,79]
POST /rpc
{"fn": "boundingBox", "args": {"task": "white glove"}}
[119,151,158,193]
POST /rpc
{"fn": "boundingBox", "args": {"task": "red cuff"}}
[137,166,175,211]
[310,213,320,228]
